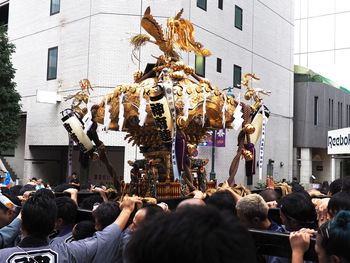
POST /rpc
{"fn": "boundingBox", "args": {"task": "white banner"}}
[328,127,350,154]
[258,105,266,181]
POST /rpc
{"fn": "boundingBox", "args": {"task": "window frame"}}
[233,64,242,89]
[47,46,58,80]
[195,55,206,77]
[197,0,207,11]
[235,5,243,30]
[50,0,60,16]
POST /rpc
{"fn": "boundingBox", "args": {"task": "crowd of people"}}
[0,173,350,263]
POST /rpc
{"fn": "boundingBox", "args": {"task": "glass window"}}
[329,99,331,127]
[218,0,223,10]
[235,5,243,30]
[341,103,343,128]
[338,102,341,128]
[217,58,222,73]
[197,0,207,11]
[195,55,205,77]
[332,100,334,127]
[314,96,318,125]
[50,0,60,16]
[47,47,58,80]
[233,65,241,88]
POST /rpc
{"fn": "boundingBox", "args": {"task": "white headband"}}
[0,194,18,211]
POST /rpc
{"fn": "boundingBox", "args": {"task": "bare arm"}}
[64,188,79,205]
[115,196,142,230]
[289,231,311,263]
[92,187,108,203]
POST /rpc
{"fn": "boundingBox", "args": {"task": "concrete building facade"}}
[1,0,294,188]
[294,0,350,184]
[294,76,350,185]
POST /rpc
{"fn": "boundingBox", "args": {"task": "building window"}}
[217,58,222,73]
[341,102,343,128]
[195,55,205,77]
[235,5,243,30]
[218,0,223,10]
[314,96,318,126]
[0,3,9,27]
[331,99,334,127]
[233,64,242,88]
[338,102,343,128]
[328,99,331,127]
[47,47,58,80]
[50,0,60,15]
[197,0,207,11]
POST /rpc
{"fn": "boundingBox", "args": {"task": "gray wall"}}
[294,80,350,148]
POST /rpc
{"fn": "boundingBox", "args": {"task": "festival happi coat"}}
[61,7,270,198]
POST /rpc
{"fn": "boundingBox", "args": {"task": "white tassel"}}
[138,88,147,126]
[103,95,111,132]
[222,94,227,129]
[202,87,206,127]
[83,106,93,134]
[183,86,189,119]
[233,94,243,130]
[118,93,125,132]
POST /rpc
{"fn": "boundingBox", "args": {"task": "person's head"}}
[55,196,78,230]
[322,181,329,190]
[278,192,316,231]
[236,194,269,229]
[342,177,350,193]
[328,191,350,219]
[316,210,350,263]
[176,198,206,211]
[54,183,75,193]
[72,172,77,180]
[329,179,343,196]
[129,204,165,232]
[259,189,281,202]
[35,188,55,199]
[0,194,19,228]
[205,190,236,215]
[125,206,257,263]
[31,177,38,184]
[37,179,43,185]
[10,185,23,197]
[93,201,121,231]
[19,184,36,195]
[72,220,96,240]
[21,195,57,239]
[292,183,305,193]
[80,195,104,210]
[292,177,298,182]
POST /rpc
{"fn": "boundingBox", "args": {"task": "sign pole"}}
[210,130,216,181]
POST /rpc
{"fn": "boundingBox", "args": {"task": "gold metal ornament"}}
[243,150,253,161]
[243,124,255,134]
